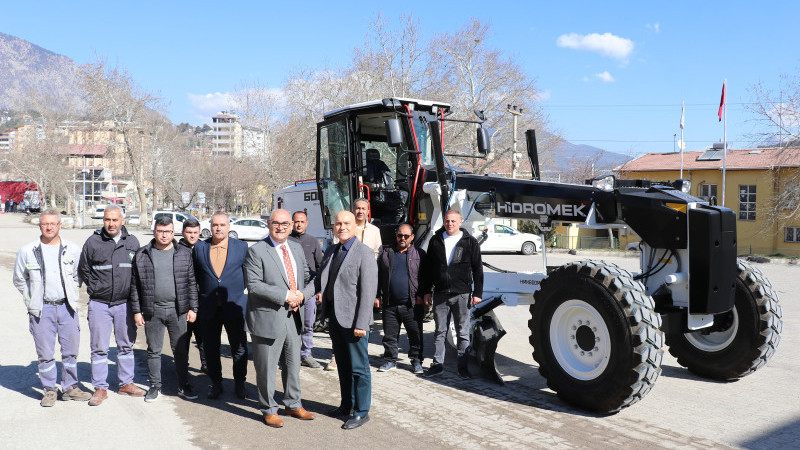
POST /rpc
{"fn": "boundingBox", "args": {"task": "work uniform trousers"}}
[432,292,471,366]
[88,300,137,389]
[251,319,303,416]
[300,300,317,358]
[29,303,80,390]
[202,308,248,384]
[144,307,189,390]
[381,303,424,363]
[329,317,371,417]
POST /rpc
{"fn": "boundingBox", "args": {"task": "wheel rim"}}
[523,242,534,254]
[683,307,739,352]
[549,299,611,380]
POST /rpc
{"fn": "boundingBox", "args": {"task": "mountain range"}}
[0,32,630,169]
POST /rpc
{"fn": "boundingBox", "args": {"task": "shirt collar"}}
[341,236,357,251]
[210,239,228,249]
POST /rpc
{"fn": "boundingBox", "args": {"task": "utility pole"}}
[507,104,523,178]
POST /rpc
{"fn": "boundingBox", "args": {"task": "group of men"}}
[13,197,484,431]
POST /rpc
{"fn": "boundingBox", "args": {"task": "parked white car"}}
[227,218,269,241]
[151,210,193,234]
[199,217,239,239]
[475,223,542,255]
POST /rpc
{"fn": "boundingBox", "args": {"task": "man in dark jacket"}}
[78,205,145,406]
[289,210,324,368]
[376,223,426,374]
[420,209,483,379]
[131,216,199,402]
[193,212,249,399]
[179,218,206,374]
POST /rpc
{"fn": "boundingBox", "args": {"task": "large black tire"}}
[530,260,664,414]
[666,259,782,380]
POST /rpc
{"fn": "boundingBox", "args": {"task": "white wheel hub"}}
[684,307,739,352]
[549,299,611,380]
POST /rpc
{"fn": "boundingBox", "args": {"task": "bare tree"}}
[80,59,165,222]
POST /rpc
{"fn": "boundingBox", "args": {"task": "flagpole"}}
[722,79,727,208]
[680,100,685,179]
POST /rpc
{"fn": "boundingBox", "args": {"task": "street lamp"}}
[673,134,677,153]
[507,104,523,178]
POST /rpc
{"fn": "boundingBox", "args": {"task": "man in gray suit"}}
[313,210,378,430]
[244,209,315,428]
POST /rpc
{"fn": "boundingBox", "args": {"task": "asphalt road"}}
[0,213,797,449]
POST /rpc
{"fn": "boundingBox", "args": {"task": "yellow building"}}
[616,147,800,257]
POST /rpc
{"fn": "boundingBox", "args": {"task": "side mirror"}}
[385,119,403,147]
[477,128,491,155]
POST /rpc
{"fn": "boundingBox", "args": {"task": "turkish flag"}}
[718,81,726,122]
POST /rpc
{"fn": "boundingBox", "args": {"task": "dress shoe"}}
[264,414,284,428]
[458,367,473,379]
[285,407,315,420]
[342,414,370,430]
[88,388,107,406]
[235,381,247,399]
[208,382,223,399]
[118,383,145,397]
[326,406,351,417]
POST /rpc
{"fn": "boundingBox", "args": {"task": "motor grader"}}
[310,97,782,413]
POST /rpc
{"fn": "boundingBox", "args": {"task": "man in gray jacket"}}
[244,209,315,428]
[312,210,378,430]
[131,216,199,402]
[13,210,92,406]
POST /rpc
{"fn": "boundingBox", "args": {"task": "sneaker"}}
[377,361,396,372]
[40,389,57,407]
[178,384,198,400]
[325,356,338,371]
[62,385,92,401]
[301,356,322,369]
[424,364,444,377]
[412,361,424,375]
[144,387,160,403]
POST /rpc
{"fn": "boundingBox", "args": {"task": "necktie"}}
[281,245,298,312]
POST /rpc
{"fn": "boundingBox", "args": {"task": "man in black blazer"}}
[313,210,378,430]
[243,209,315,428]
[193,212,249,399]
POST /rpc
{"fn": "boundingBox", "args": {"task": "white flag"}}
[680,101,685,130]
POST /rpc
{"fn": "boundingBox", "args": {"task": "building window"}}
[738,185,756,221]
[787,227,800,243]
[700,184,718,204]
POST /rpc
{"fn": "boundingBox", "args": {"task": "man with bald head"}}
[311,210,378,429]
[244,209,315,427]
[79,205,145,405]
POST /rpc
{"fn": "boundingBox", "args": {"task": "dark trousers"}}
[184,319,206,369]
[329,317,371,416]
[381,303,424,363]
[202,309,248,384]
[144,307,189,389]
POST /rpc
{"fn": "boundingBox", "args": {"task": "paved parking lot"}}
[0,213,797,449]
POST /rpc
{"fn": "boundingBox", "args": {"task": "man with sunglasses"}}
[375,224,426,374]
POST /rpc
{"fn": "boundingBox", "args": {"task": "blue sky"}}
[3,1,799,156]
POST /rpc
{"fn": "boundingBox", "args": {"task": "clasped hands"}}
[286,290,304,309]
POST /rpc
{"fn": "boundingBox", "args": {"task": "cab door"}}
[317,118,354,228]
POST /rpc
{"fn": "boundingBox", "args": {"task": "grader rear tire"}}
[666,259,782,380]
[530,260,664,414]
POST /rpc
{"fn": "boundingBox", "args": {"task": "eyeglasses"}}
[396,233,412,239]
[154,230,174,235]
[271,222,291,228]
[39,222,60,227]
